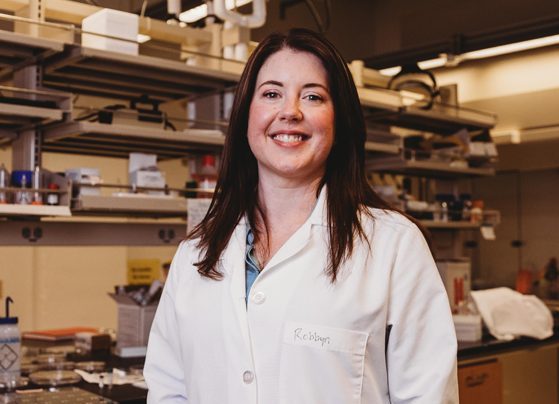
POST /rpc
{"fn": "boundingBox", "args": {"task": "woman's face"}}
[247,48,335,185]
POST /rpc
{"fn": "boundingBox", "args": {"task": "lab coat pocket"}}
[279,322,368,404]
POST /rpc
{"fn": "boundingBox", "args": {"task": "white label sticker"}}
[187,198,212,232]
[283,322,368,355]
[480,225,496,240]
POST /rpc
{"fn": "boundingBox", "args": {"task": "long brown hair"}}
[189,28,394,282]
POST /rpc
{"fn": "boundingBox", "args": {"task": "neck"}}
[256,176,322,230]
[252,175,323,268]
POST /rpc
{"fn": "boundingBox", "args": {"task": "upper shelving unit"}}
[0,85,70,145]
[42,45,241,102]
[367,157,495,178]
[42,121,224,158]
[420,220,482,229]
[358,86,497,135]
[0,30,64,81]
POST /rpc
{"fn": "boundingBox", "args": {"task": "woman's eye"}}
[263,91,279,99]
[304,94,323,102]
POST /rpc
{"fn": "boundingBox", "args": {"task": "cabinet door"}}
[458,360,502,404]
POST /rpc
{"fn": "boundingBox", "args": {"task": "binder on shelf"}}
[22,326,99,342]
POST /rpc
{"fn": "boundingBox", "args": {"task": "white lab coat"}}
[144,188,458,403]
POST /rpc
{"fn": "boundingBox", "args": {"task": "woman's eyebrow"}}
[257,80,329,91]
[258,80,283,89]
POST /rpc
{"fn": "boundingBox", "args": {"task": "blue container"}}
[11,170,33,188]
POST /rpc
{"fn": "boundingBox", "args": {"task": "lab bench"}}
[15,330,559,404]
[457,329,559,404]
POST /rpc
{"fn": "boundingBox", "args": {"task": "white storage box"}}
[436,259,471,313]
[65,167,101,196]
[453,314,482,341]
[109,293,157,348]
[82,9,139,55]
[129,170,165,189]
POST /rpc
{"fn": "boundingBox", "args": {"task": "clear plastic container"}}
[0,164,9,204]
[0,317,20,385]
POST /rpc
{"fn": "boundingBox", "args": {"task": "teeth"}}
[273,134,304,142]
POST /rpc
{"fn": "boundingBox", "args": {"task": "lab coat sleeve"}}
[144,242,190,403]
[385,222,458,404]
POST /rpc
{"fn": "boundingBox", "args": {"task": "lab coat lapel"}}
[263,186,327,272]
[223,219,252,349]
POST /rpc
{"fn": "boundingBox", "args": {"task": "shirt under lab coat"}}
[144,188,458,403]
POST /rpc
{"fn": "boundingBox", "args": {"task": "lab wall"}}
[472,168,559,289]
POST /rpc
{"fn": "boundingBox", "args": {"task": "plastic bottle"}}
[15,175,31,205]
[31,165,43,205]
[46,183,60,206]
[470,200,484,224]
[197,154,218,199]
[0,297,20,386]
[0,164,9,204]
[459,193,472,222]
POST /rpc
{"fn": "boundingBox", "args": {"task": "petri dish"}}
[20,363,40,375]
[36,353,66,365]
[29,370,81,387]
[0,376,29,392]
[128,364,144,376]
[38,361,75,371]
[75,361,106,372]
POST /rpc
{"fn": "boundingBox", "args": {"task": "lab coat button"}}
[243,370,254,384]
[252,291,266,304]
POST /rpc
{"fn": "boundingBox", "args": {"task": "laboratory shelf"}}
[0,29,64,80]
[420,220,481,229]
[365,140,401,154]
[0,86,69,142]
[0,99,63,137]
[358,85,497,134]
[367,157,495,178]
[42,45,241,102]
[42,121,224,159]
[71,193,187,218]
[0,203,71,217]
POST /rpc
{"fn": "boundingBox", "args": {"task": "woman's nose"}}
[278,97,303,121]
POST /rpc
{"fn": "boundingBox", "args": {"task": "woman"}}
[144,28,458,403]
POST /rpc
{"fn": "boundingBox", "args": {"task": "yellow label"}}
[127,259,161,285]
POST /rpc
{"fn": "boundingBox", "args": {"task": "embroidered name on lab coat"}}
[284,322,368,355]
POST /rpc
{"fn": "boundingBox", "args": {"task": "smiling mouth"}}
[270,133,310,143]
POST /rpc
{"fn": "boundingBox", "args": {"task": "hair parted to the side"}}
[188,28,395,282]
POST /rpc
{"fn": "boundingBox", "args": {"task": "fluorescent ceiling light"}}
[179,0,253,23]
[461,33,559,60]
[417,57,447,70]
[379,33,559,76]
[379,66,401,76]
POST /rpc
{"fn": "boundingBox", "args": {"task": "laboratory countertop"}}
[17,329,559,403]
[457,327,559,362]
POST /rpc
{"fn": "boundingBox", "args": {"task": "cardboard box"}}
[109,293,157,348]
[82,9,139,55]
[436,259,471,313]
